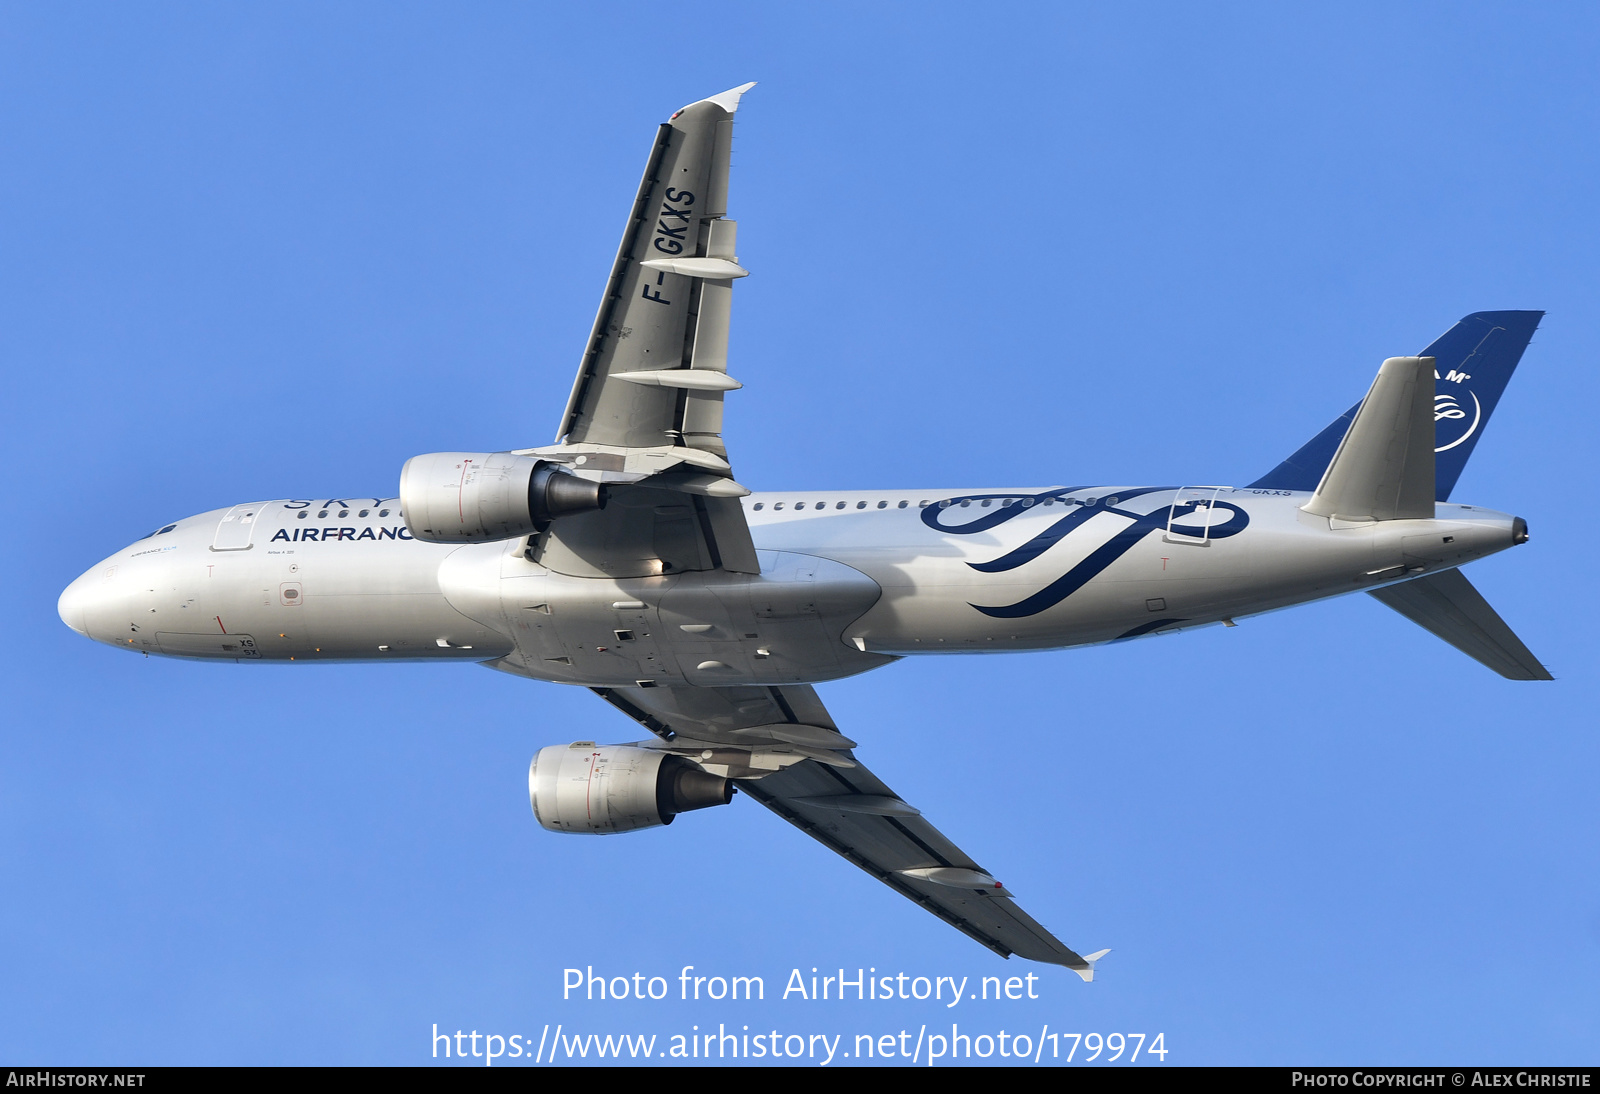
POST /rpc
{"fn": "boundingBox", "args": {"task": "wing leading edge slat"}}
[557,123,676,444]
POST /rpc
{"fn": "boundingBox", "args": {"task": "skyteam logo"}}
[922,487,1250,618]
[1434,368,1483,454]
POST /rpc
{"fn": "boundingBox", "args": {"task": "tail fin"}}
[1249,311,1543,500]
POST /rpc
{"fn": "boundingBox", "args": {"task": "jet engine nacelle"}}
[528,743,734,835]
[399,451,606,543]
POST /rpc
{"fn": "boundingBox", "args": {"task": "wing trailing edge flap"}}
[1369,568,1552,680]
[593,682,1103,974]
[1303,356,1436,522]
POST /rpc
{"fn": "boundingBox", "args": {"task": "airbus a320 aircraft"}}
[57,84,1551,980]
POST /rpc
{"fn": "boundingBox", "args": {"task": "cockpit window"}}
[138,523,178,540]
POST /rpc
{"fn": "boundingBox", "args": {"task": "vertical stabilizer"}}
[1250,311,1542,499]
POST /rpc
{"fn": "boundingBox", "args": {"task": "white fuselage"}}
[58,485,1522,687]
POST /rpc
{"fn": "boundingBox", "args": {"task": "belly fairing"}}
[437,541,892,687]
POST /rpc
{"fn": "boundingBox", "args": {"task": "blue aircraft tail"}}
[1248,310,1543,501]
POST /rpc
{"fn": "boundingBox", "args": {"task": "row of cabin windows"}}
[753,499,920,512]
[749,496,1095,513]
[296,508,391,519]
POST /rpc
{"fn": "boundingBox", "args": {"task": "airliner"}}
[56,84,1550,980]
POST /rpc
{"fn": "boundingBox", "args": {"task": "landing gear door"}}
[1164,486,1224,546]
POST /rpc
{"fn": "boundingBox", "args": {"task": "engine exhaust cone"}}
[530,465,607,528]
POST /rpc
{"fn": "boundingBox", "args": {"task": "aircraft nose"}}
[58,572,91,636]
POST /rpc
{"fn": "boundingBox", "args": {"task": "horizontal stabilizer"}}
[1303,356,1435,522]
[1369,569,1552,680]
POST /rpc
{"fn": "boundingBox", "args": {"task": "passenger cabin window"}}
[774,502,784,510]
[379,509,390,517]
[898,500,908,508]
[795,502,806,510]
[297,512,308,519]
[317,510,329,518]
[338,510,349,518]
[856,501,867,509]
[753,502,764,510]
[358,509,370,517]
[878,500,888,509]
[836,501,846,509]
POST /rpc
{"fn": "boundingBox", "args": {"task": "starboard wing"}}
[593,682,1105,975]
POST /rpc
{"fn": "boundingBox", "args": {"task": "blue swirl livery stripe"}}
[961,488,1167,573]
[919,487,1091,537]
[919,490,1250,620]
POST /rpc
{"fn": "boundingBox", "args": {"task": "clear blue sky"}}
[3,2,1597,1066]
